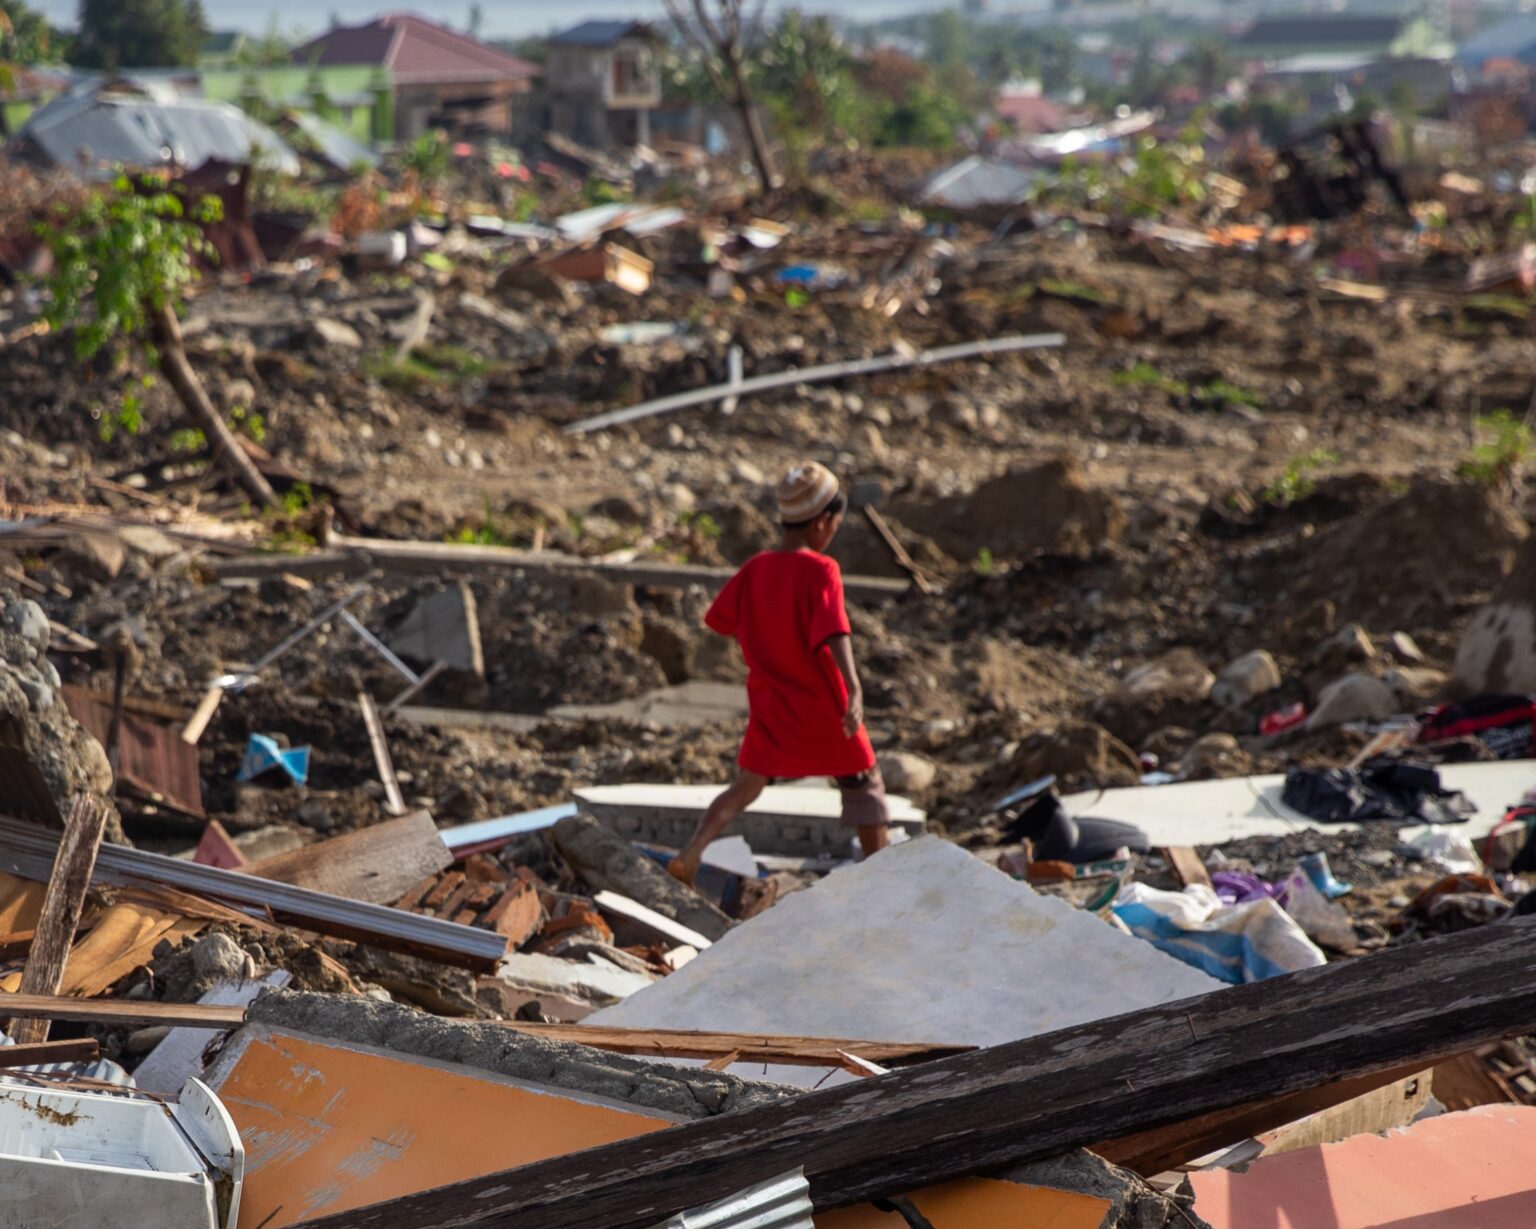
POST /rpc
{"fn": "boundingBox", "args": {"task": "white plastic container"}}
[0,1076,242,1229]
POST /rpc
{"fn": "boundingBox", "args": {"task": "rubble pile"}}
[7,94,1536,1229]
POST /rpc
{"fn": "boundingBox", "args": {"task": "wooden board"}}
[358,691,406,817]
[0,993,248,1028]
[1092,1060,1432,1175]
[0,1038,99,1067]
[1160,846,1212,890]
[290,914,1536,1229]
[12,797,109,1043]
[247,812,451,905]
[499,1024,974,1069]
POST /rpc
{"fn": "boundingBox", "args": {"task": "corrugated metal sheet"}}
[17,90,300,178]
[60,686,203,816]
[651,1170,815,1229]
[918,156,1039,209]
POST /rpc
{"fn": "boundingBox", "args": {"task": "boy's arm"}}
[826,633,864,738]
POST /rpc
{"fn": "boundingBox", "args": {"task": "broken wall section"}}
[244,988,792,1118]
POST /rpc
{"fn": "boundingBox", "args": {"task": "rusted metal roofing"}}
[61,686,202,817]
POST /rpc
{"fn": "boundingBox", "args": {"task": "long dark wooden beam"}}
[294,916,1536,1229]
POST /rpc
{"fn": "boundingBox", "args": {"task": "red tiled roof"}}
[293,12,540,85]
[994,92,1069,133]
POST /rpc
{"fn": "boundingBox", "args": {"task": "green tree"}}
[665,0,782,196]
[1182,34,1234,95]
[926,8,971,69]
[233,16,295,68]
[72,0,208,69]
[0,0,53,69]
[39,175,277,508]
[1031,28,1079,95]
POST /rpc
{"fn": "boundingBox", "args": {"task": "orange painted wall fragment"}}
[819,1176,1111,1227]
[214,1029,672,1229]
[1189,1104,1536,1229]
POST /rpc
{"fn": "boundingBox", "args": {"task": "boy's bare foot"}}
[667,855,698,886]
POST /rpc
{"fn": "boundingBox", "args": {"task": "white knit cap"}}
[777,461,840,523]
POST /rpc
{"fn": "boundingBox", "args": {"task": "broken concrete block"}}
[1211,649,1282,708]
[590,838,1221,1084]
[552,814,731,943]
[877,751,937,794]
[1306,673,1397,730]
[388,581,484,677]
[310,317,364,349]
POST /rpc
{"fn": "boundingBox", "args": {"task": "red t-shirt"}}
[705,549,875,779]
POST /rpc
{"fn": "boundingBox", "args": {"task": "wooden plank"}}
[247,812,452,905]
[292,915,1536,1229]
[861,505,935,595]
[495,1023,973,1068]
[1160,847,1212,890]
[0,993,247,1029]
[1091,1059,1432,1175]
[11,796,109,1044]
[215,539,910,605]
[358,691,406,817]
[0,1038,99,1067]
[181,684,225,746]
[592,890,714,951]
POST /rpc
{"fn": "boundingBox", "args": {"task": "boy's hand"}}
[843,688,864,738]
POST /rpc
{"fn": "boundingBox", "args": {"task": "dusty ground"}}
[3,190,1533,926]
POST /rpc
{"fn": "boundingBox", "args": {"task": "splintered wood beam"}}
[0,993,247,1030]
[0,1039,100,1067]
[292,915,1536,1229]
[11,797,110,1044]
[496,1023,973,1069]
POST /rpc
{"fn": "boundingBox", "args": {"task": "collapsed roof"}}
[12,88,301,179]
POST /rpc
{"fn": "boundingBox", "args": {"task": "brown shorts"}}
[764,767,891,829]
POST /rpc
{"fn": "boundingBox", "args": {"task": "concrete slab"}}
[550,680,748,728]
[575,783,927,857]
[1189,1104,1536,1229]
[589,837,1222,1066]
[497,950,657,1003]
[1062,758,1536,847]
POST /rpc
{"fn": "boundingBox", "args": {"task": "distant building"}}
[544,20,662,150]
[293,12,539,141]
[993,82,1069,133]
[1456,14,1536,83]
[1236,14,1444,62]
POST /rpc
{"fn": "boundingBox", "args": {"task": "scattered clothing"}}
[1114,882,1327,984]
[1281,758,1473,825]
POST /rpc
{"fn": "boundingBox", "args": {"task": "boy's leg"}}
[668,770,768,886]
[837,767,891,860]
[856,823,889,857]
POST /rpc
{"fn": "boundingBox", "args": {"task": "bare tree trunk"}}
[725,47,781,196]
[148,300,278,510]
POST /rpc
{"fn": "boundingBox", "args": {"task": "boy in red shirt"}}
[667,461,889,886]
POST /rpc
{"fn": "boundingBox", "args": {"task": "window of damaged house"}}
[612,46,653,99]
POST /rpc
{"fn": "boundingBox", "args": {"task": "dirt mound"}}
[902,455,1126,563]
[1263,478,1528,631]
[973,720,1143,802]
